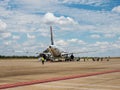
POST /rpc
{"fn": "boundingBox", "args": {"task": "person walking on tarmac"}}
[41,56,45,65]
[70,54,74,61]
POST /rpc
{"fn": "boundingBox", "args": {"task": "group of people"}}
[76,57,110,62]
[91,57,110,61]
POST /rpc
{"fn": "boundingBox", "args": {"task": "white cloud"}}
[90,34,100,39]
[94,41,109,46]
[38,28,49,37]
[112,44,120,48]
[12,35,20,40]
[61,0,110,6]
[40,31,49,37]
[78,40,86,45]
[9,0,59,14]
[68,38,78,42]
[43,12,77,25]
[93,41,110,49]
[27,33,35,39]
[55,39,68,46]
[112,6,120,13]
[78,24,96,31]
[3,40,12,45]
[19,28,35,33]
[104,34,115,38]
[0,20,7,31]
[68,38,86,45]
[1,32,11,38]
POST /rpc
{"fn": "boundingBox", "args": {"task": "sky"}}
[0,0,120,57]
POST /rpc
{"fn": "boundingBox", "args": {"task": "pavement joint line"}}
[34,84,109,90]
[51,82,120,88]
[0,69,119,89]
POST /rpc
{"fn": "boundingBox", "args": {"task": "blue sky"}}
[0,0,120,57]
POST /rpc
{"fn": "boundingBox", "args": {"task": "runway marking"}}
[0,69,119,89]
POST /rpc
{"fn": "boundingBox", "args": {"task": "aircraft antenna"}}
[50,26,54,45]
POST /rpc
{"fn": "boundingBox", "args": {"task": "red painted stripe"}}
[0,70,119,89]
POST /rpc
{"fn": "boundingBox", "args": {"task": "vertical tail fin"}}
[50,26,54,45]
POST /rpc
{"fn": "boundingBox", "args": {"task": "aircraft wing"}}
[62,50,97,55]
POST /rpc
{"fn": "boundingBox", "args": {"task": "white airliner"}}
[39,26,96,61]
[39,26,69,61]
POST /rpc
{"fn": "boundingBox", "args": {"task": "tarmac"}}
[0,58,120,90]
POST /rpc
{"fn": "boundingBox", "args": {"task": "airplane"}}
[38,26,69,61]
[39,26,96,62]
